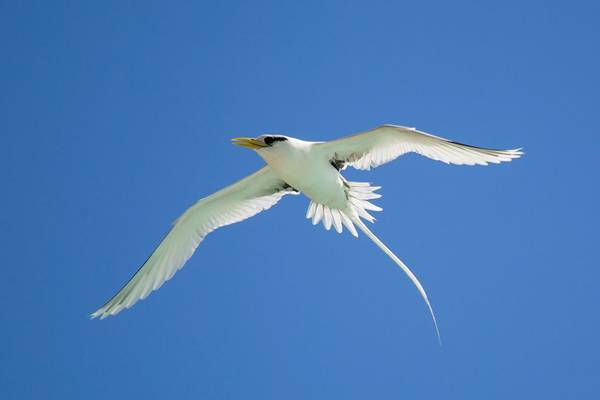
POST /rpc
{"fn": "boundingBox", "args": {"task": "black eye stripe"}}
[264,136,287,146]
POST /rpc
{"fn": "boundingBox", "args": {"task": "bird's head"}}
[231,135,290,151]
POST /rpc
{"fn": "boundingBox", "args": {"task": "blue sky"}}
[1,1,599,399]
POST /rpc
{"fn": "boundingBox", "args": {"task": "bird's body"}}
[261,138,347,209]
[92,124,523,341]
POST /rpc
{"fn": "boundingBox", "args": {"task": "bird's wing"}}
[91,166,297,319]
[316,124,523,170]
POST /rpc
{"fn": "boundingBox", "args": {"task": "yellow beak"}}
[231,137,267,150]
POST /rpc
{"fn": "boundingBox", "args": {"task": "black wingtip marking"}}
[448,140,506,153]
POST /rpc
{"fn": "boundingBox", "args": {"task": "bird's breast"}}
[268,151,348,209]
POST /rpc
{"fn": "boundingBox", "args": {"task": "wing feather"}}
[92,166,296,319]
[317,124,523,170]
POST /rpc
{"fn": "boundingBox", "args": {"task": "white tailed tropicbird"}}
[92,124,523,341]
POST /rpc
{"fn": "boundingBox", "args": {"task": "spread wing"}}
[317,124,523,170]
[91,166,297,319]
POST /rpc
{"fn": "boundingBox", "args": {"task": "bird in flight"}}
[92,124,522,341]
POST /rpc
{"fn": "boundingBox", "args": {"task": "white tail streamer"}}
[305,180,441,343]
[351,215,442,344]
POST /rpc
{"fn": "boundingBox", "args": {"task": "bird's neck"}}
[257,139,313,169]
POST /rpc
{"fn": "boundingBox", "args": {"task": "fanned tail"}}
[305,181,382,237]
[351,214,442,345]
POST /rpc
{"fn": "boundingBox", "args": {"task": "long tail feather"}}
[351,214,442,344]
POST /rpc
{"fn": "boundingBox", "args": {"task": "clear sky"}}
[1,1,599,399]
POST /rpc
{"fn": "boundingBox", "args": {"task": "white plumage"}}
[92,124,523,341]
[91,167,298,318]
